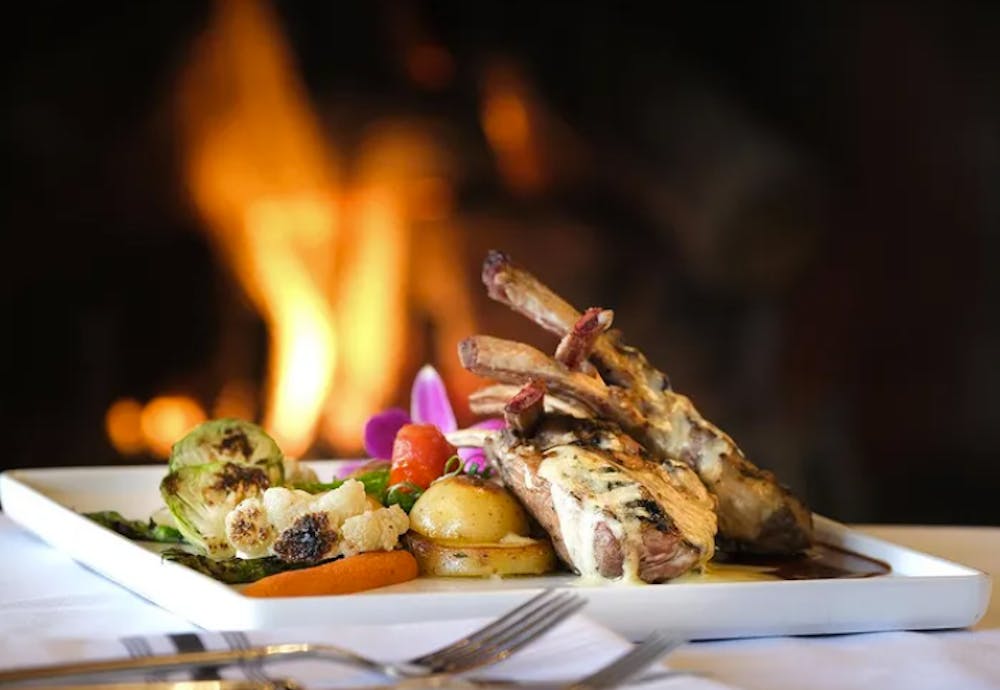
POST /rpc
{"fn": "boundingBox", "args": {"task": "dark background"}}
[3,1,998,525]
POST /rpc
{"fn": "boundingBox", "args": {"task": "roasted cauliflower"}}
[225,479,408,563]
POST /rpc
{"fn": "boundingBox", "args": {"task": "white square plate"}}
[0,462,990,640]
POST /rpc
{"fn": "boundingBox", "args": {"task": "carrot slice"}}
[242,550,418,598]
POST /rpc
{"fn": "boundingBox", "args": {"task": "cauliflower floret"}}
[340,505,410,556]
[298,480,368,528]
[225,497,274,558]
[224,479,409,563]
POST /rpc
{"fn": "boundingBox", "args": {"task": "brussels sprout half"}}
[160,461,271,559]
[169,419,284,486]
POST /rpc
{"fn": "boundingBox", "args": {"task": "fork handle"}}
[0,645,312,685]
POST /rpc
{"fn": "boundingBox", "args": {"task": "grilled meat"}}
[470,251,814,554]
[486,415,717,582]
[469,383,592,419]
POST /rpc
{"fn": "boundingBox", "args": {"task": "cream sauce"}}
[538,444,711,583]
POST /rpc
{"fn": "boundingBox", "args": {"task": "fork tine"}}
[431,593,570,666]
[412,588,562,666]
[417,590,567,668]
[425,591,586,673]
[454,594,587,669]
[571,631,685,690]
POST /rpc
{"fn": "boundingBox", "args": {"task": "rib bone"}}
[470,384,592,419]
[459,336,646,431]
[504,381,547,435]
[483,250,670,398]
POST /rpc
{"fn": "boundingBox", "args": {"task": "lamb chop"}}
[464,251,813,555]
[485,407,718,583]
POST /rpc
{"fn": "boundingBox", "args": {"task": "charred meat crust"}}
[487,416,712,582]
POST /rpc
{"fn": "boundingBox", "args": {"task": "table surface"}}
[0,514,997,690]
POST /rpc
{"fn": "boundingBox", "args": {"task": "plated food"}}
[85,250,815,596]
[463,251,813,556]
[439,251,814,584]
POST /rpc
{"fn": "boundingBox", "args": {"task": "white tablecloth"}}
[1,514,997,689]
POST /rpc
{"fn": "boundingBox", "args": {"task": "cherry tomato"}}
[389,423,457,490]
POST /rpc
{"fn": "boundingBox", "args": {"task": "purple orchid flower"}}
[357,365,503,477]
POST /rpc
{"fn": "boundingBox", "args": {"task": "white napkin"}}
[0,614,732,689]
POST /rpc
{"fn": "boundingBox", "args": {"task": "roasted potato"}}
[409,475,530,543]
[405,532,556,577]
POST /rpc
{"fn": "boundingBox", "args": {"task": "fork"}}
[223,588,585,678]
[566,630,685,690]
[0,588,586,686]
[338,630,688,690]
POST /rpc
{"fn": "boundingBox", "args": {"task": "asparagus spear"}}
[84,511,185,543]
[160,548,321,584]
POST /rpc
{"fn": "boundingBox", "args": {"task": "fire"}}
[323,188,407,445]
[165,0,477,458]
[175,0,339,457]
[242,195,338,453]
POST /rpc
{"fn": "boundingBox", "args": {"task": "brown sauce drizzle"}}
[713,542,891,580]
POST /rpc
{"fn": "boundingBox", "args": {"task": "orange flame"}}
[176,0,341,456]
[173,0,476,457]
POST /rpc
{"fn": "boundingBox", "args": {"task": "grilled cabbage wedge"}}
[160,461,271,558]
[170,418,284,487]
[160,419,285,559]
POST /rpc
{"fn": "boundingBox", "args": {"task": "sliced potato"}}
[409,475,530,543]
[405,532,556,577]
